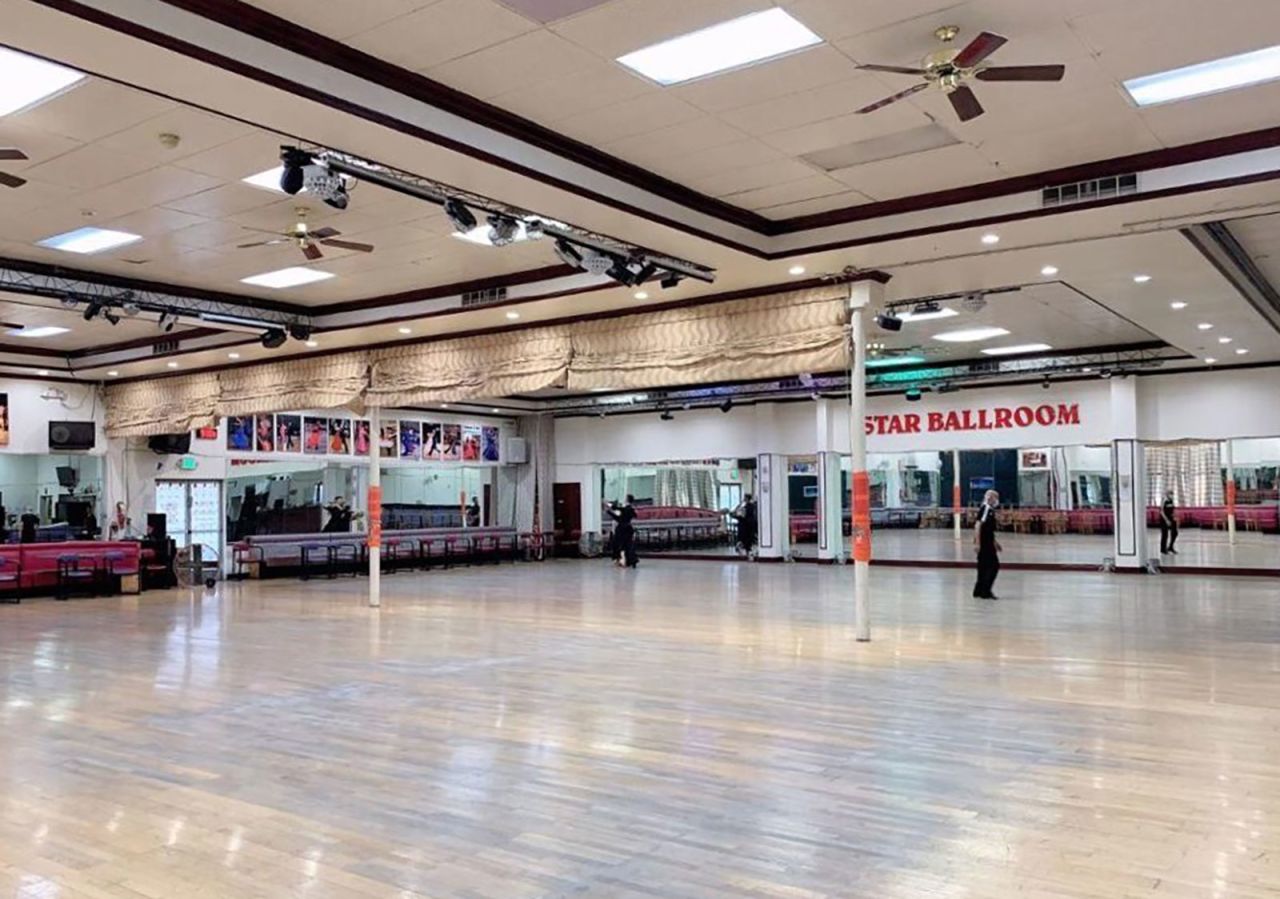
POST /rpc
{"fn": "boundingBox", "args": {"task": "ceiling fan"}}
[237,207,374,260]
[856,26,1066,122]
[0,148,29,189]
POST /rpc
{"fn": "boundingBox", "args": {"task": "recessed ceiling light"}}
[1124,43,1280,107]
[1218,336,1233,344]
[240,267,335,289]
[304,340,319,348]
[397,326,412,334]
[506,311,520,320]
[38,227,142,255]
[897,306,959,324]
[0,48,85,117]
[634,291,649,300]
[1133,274,1152,283]
[1197,322,1214,331]
[616,8,821,86]
[1040,265,1059,276]
[106,370,119,377]
[1204,357,1217,364]
[166,361,179,369]
[865,355,925,368]
[36,369,49,376]
[491,408,500,414]
[789,265,806,276]
[981,343,1053,356]
[1170,301,1188,310]
[980,233,1000,245]
[1082,367,1094,373]
[440,403,450,409]
[10,325,70,339]
[1236,348,1249,355]
[227,352,241,359]
[933,326,1011,343]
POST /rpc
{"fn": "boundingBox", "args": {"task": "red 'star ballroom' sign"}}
[866,403,1081,436]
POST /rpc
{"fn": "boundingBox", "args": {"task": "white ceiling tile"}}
[751,188,873,219]
[672,46,861,113]
[722,173,851,210]
[648,138,788,182]
[97,107,253,168]
[760,103,934,157]
[487,61,654,123]
[601,117,748,166]
[692,158,821,197]
[5,80,173,143]
[555,92,703,144]
[829,143,999,200]
[551,0,773,62]
[348,0,539,72]
[424,30,601,99]
[243,0,442,39]
[162,183,283,219]
[779,0,967,43]
[720,74,910,136]
[75,166,226,220]
[21,144,159,191]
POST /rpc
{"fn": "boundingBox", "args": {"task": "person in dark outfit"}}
[973,489,1002,600]
[605,495,638,568]
[19,508,38,544]
[733,494,758,558]
[465,497,481,528]
[323,496,353,533]
[1160,490,1179,555]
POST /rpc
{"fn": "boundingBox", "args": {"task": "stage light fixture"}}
[260,329,287,349]
[103,308,121,326]
[156,312,177,333]
[605,258,641,286]
[82,301,102,321]
[719,398,733,413]
[660,409,674,421]
[1100,369,1113,380]
[278,146,313,195]
[582,251,616,277]
[524,219,546,240]
[59,295,78,308]
[444,197,477,232]
[486,214,519,247]
[661,273,683,289]
[905,387,922,402]
[1041,374,1051,389]
[961,292,988,313]
[633,261,658,284]
[303,170,349,209]
[875,312,903,332]
[288,322,313,341]
[553,239,582,268]
[121,301,140,316]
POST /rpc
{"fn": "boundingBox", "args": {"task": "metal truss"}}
[0,260,308,331]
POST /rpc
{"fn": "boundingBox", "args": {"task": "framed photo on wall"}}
[441,424,461,461]
[422,422,441,459]
[1021,450,1049,469]
[226,416,253,451]
[304,417,328,454]
[254,414,275,452]
[461,425,481,461]
[481,426,500,462]
[277,414,301,453]
[329,418,351,454]
[0,393,9,446]
[379,420,398,458]
[353,420,371,455]
[399,420,421,460]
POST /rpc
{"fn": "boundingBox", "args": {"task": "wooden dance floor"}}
[2,560,1279,897]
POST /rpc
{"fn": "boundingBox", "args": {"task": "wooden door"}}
[553,482,581,543]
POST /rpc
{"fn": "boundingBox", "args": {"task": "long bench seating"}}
[1145,505,1279,532]
[602,506,728,552]
[0,541,141,599]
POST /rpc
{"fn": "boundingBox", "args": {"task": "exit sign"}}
[178,457,198,471]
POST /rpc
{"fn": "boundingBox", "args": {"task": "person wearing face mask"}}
[973,489,1003,600]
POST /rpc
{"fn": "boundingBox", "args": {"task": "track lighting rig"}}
[282,145,716,287]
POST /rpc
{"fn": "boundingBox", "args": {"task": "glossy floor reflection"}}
[3,561,1280,897]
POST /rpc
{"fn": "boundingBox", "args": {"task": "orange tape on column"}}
[952,484,961,512]
[852,471,872,562]
[1226,480,1236,514]
[368,485,382,549]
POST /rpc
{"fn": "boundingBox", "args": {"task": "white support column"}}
[755,452,791,561]
[1225,439,1237,544]
[849,278,883,642]
[1109,377,1149,570]
[817,452,844,562]
[367,405,382,608]
[951,448,962,540]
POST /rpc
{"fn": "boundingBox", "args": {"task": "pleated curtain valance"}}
[365,324,572,408]
[565,286,849,390]
[217,352,369,417]
[104,371,221,437]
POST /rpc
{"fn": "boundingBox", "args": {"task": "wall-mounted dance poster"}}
[254,414,275,452]
[328,417,351,454]
[441,423,461,461]
[226,416,253,451]
[399,420,421,460]
[277,414,301,453]
[303,417,328,454]
[0,393,9,446]
[461,425,481,461]
[481,426,500,462]
[422,421,442,459]
[379,420,398,458]
[1021,450,1049,469]
[354,420,371,455]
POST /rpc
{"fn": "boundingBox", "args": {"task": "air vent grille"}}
[461,287,508,308]
[1042,173,1137,207]
[152,339,178,355]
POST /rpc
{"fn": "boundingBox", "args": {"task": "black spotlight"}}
[905,387,923,402]
[632,260,658,285]
[1041,374,1052,390]
[322,185,349,211]
[103,308,121,326]
[719,398,733,413]
[553,238,582,268]
[83,300,103,321]
[1100,369,1113,380]
[486,213,519,247]
[288,322,312,341]
[660,409,674,421]
[444,197,477,232]
[660,272,684,290]
[278,146,312,195]
[261,329,287,349]
[605,258,640,287]
[875,312,903,332]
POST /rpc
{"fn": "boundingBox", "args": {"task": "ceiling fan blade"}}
[976,64,1066,82]
[320,238,374,253]
[310,227,341,240]
[952,31,1007,69]
[237,238,286,249]
[0,148,28,161]
[948,85,985,122]
[0,171,27,189]
[855,81,930,114]
[301,242,323,261]
[857,63,929,76]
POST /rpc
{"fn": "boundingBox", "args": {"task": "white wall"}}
[1138,368,1280,441]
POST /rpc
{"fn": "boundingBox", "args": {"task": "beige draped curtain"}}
[565,286,848,390]
[104,372,220,437]
[217,352,368,416]
[366,324,571,407]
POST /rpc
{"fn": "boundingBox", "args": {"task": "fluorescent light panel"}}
[38,227,142,255]
[0,48,85,117]
[10,326,70,339]
[1124,44,1280,107]
[240,267,335,289]
[982,343,1053,356]
[866,355,925,368]
[933,327,1010,343]
[616,8,822,86]
[897,307,959,324]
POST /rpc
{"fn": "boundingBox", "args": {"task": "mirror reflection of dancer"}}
[733,494,758,559]
[605,495,638,568]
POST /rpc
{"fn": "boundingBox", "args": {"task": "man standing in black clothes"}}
[605,495,638,568]
[734,494,758,558]
[1160,489,1179,555]
[973,489,1002,600]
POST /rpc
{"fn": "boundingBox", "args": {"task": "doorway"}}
[553,482,582,550]
[155,480,223,556]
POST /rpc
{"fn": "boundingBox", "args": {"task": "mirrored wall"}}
[599,461,750,554]
[0,453,103,540]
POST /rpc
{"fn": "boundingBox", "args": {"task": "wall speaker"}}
[148,433,192,454]
[505,437,528,464]
[48,421,96,451]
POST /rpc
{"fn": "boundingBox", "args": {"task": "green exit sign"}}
[177,456,198,471]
